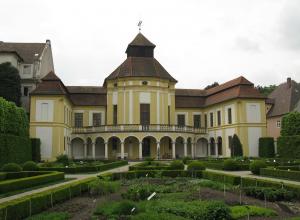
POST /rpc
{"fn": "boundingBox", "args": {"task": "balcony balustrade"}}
[72,124,207,134]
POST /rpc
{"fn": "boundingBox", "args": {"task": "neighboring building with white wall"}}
[0,40,54,111]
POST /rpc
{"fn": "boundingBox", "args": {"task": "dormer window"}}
[142,81,148,85]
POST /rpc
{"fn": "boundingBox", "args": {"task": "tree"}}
[205,82,219,90]
[255,85,277,97]
[231,134,243,157]
[281,111,300,136]
[0,62,21,106]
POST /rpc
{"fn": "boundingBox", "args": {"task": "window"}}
[217,110,221,126]
[74,113,83,128]
[228,108,232,124]
[204,114,207,128]
[193,114,201,128]
[23,65,32,74]
[93,113,101,126]
[113,105,117,125]
[41,103,48,120]
[140,104,150,125]
[142,81,148,85]
[210,112,214,127]
[177,114,185,126]
[277,120,281,128]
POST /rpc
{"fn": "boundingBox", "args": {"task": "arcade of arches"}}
[69,134,224,160]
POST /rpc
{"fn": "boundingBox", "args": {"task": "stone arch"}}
[175,136,185,159]
[195,138,208,158]
[124,136,140,160]
[160,136,173,159]
[71,137,84,159]
[217,136,222,156]
[95,137,105,159]
[210,137,216,156]
[142,136,157,158]
[107,136,122,159]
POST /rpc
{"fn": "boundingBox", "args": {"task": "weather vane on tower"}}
[138,20,142,32]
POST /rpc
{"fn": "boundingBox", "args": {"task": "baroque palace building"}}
[29,33,267,161]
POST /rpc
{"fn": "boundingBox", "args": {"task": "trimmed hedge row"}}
[202,171,241,185]
[0,173,6,181]
[110,170,202,180]
[39,160,128,174]
[260,168,300,182]
[205,162,249,171]
[0,171,64,193]
[5,171,52,180]
[277,166,300,171]
[0,177,96,220]
[128,166,170,171]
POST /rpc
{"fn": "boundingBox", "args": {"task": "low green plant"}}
[88,179,120,196]
[230,205,277,219]
[250,160,267,175]
[223,159,239,171]
[169,160,184,170]
[182,156,191,165]
[1,163,22,172]
[187,161,206,171]
[94,200,136,217]
[144,157,154,165]
[23,161,38,171]
[243,187,294,202]
[26,212,69,220]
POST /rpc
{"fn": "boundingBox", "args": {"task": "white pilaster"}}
[139,142,143,160]
[92,142,95,159]
[105,142,108,159]
[191,142,195,159]
[121,142,124,159]
[184,142,187,157]
[172,141,176,159]
[157,142,160,160]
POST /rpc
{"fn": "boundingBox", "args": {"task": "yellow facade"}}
[29,33,267,161]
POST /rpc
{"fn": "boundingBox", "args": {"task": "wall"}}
[267,116,282,140]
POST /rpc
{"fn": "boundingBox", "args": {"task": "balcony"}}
[72,124,207,134]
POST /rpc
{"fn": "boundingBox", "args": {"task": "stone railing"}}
[72,124,207,134]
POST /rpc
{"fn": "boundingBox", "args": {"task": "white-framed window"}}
[276,120,281,128]
[41,103,49,121]
[23,64,32,74]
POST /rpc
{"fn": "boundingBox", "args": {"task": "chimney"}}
[46,39,51,45]
[287,77,292,88]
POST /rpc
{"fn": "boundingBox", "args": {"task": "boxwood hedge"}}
[260,168,300,182]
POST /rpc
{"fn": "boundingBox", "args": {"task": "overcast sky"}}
[1,0,300,88]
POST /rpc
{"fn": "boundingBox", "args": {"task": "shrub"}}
[281,111,300,136]
[187,161,206,171]
[231,134,243,157]
[31,138,41,162]
[223,159,239,171]
[182,156,191,165]
[144,157,154,165]
[94,200,135,217]
[26,212,69,220]
[56,154,69,166]
[259,137,275,158]
[277,135,300,158]
[169,160,184,170]
[23,161,38,171]
[122,184,155,201]
[2,163,22,172]
[250,160,266,175]
[89,179,120,196]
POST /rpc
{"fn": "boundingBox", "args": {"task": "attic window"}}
[114,83,118,87]
[142,81,148,85]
